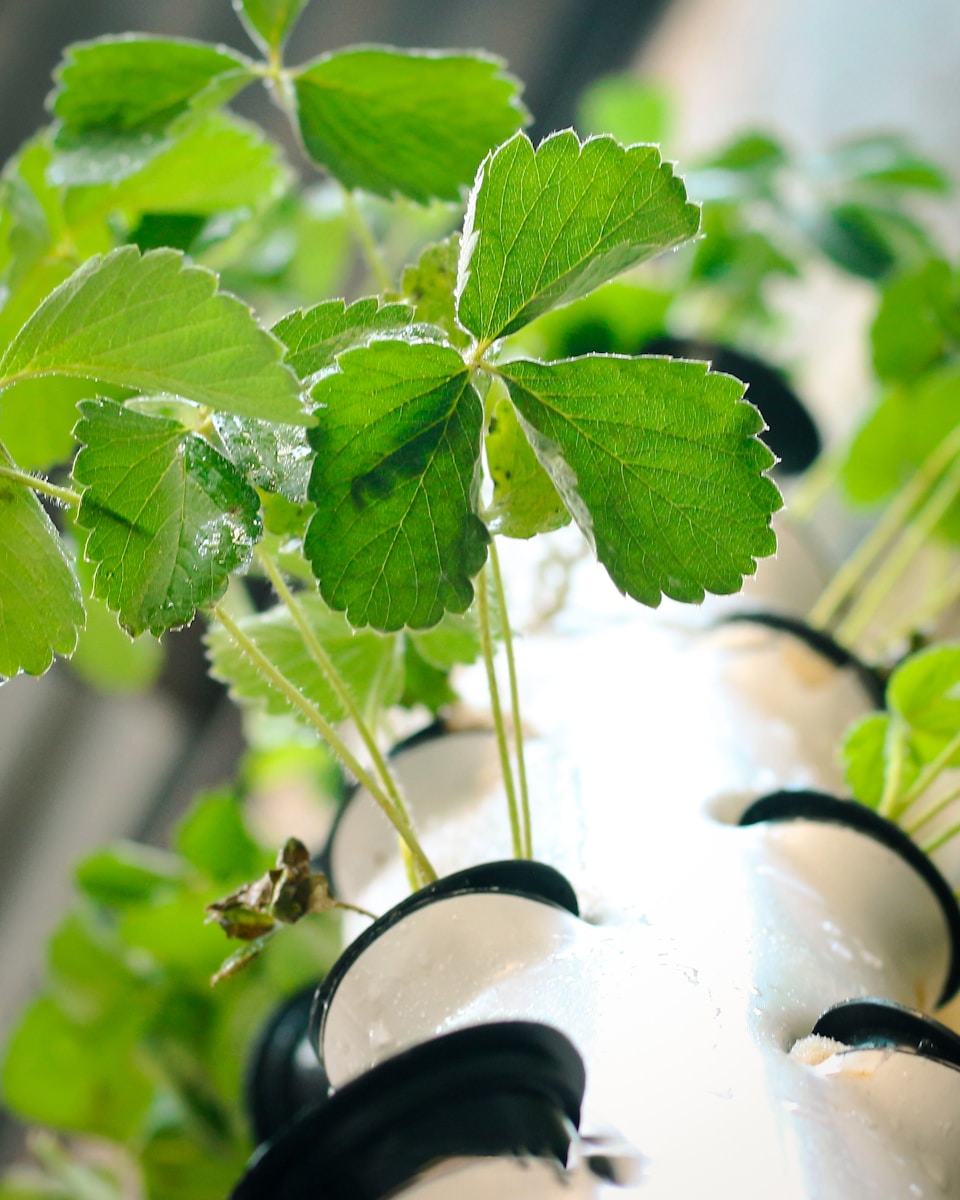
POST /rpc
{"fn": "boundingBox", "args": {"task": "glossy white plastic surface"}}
[811,1048,960,1197]
[323,559,957,1198]
[321,894,597,1089]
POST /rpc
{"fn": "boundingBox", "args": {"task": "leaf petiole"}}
[810,422,960,631]
[476,559,524,859]
[836,452,960,647]
[254,546,429,884]
[0,465,80,508]
[489,539,532,858]
[878,716,910,820]
[921,819,960,857]
[904,780,960,837]
[898,726,960,815]
[211,603,437,883]
[341,187,393,294]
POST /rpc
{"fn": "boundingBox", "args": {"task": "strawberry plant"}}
[0,2,779,874]
[0,5,787,1195]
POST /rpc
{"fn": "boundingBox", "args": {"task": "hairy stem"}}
[342,187,393,294]
[212,603,437,883]
[786,446,843,522]
[878,716,909,820]
[489,540,532,858]
[898,726,960,817]
[879,564,960,649]
[477,561,523,858]
[255,548,428,889]
[0,465,80,508]
[904,780,960,837]
[809,424,960,630]
[837,454,960,647]
[256,549,408,814]
[921,820,960,857]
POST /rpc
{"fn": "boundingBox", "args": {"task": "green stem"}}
[477,561,523,858]
[256,547,429,891]
[836,453,960,647]
[898,726,960,816]
[256,549,424,888]
[878,716,909,820]
[784,446,843,522]
[342,187,393,294]
[335,900,379,921]
[212,603,437,883]
[0,465,80,507]
[489,539,532,859]
[878,564,960,649]
[809,423,960,630]
[904,780,960,837]
[921,819,960,857]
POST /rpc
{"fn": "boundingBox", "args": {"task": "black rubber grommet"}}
[310,859,580,1061]
[717,611,886,709]
[231,1021,585,1200]
[813,998,960,1070]
[641,336,821,475]
[245,983,329,1144]
[739,789,960,1005]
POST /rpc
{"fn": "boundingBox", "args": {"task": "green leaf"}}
[841,366,960,539]
[232,0,311,54]
[457,131,699,342]
[871,259,960,384]
[703,131,787,175]
[813,203,931,281]
[260,493,315,538]
[2,996,154,1140]
[888,643,960,741]
[399,639,458,713]
[119,890,237,979]
[206,594,404,721]
[67,113,292,229]
[127,213,208,253]
[175,789,268,884]
[823,134,951,194]
[213,413,313,503]
[485,392,570,538]
[140,1129,251,1200]
[47,909,147,1020]
[0,377,98,471]
[272,296,413,379]
[305,339,489,630]
[73,398,263,637]
[844,648,960,812]
[291,48,526,202]
[500,355,780,605]
[401,237,468,347]
[0,137,66,277]
[0,246,307,424]
[69,552,165,692]
[577,75,672,146]
[0,442,84,677]
[842,712,891,810]
[219,184,352,305]
[0,138,81,350]
[527,281,672,360]
[49,36,257,185]
[686,204,799,322]
[76,843,184,907]
[409,609,482,670]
